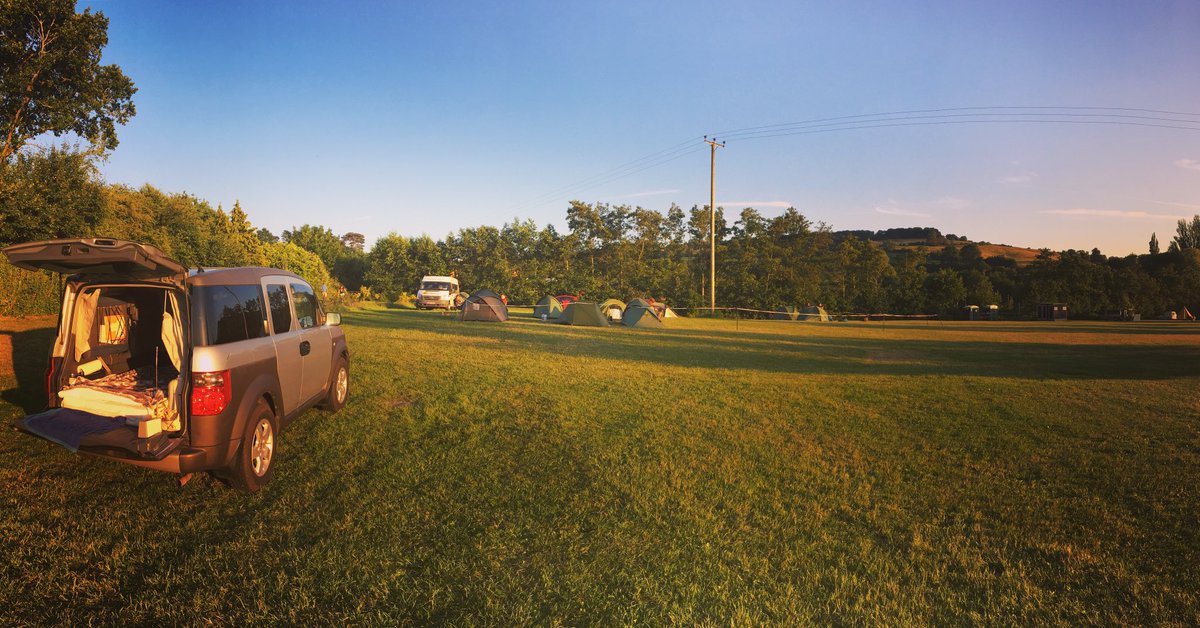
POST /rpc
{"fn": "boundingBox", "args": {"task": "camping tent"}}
[798,305,830,322]
[460,289,509,322]
[598,298,625,322]
[662,307,679,318]
[622,303,664,328]
[771,307,799,321]
[558,302,610,327]
[627,297,652,309]
[534,295,564,320]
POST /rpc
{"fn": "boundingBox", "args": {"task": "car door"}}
[262,277,304,416]
[290,281,332,404]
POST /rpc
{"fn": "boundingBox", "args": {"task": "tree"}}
[282,224,345,270]
[924,268,966,317]
[341,231,365,252]
[0,146,102,245]
[1149,232,1160,255]
[257,228,279,244]
[1168,215,1200,252]
[0,0,136,166]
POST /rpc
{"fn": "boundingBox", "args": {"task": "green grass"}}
[1,307,1198,623]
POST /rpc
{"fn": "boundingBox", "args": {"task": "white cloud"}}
[1041,208,1189,220]
[875,206,931,218]
[1175,159,1200,172]
[620,188,681,199]
[1002,172,1038,184]
[719,200,793,208]
[935,196,972,210]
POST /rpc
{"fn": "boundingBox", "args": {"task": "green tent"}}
[461,289,509,322]
[798,305,829,322]
[534,295,564,320]
[598,298,625,322]
[771,306,799,321]
[627,297,652,309]
[623,305,664,328]
[558,302,610,327]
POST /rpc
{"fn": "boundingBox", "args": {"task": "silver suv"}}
[3,238,350,492]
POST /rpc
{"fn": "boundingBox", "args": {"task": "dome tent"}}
[622,302,664,328]
[460,289,509,322]
[598,298,625,322]
[534,295,564,320]
[771,307,799,321]
[798,305,829,322]
[558,302,609,327]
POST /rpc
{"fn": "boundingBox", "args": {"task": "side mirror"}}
[326,312,342,326]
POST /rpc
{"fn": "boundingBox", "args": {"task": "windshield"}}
[422,282,454,291]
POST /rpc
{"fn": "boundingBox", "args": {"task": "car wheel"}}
[322,356,349,412]
[226,399,277,492]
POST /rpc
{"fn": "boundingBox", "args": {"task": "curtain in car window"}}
[72,289,100,362]
[162,290,182,372]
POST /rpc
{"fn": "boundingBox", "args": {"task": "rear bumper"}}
[82,443,229,474]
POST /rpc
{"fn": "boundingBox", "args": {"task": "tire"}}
[226,399,278,493]
[322,356,349,412]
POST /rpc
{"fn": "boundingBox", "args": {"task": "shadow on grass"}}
[347,309,1200,381]
[1,327,56,414]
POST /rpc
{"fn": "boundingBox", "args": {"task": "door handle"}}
[299,340,311,356]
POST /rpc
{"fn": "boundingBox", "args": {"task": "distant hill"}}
[832,227,1048,265]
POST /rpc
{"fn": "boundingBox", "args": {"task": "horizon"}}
[87,1,1199,256]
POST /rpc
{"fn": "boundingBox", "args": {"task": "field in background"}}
[889,241,1048,265]
[1,308,1197,623]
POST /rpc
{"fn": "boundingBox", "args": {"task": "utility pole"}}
[705,136,724,313]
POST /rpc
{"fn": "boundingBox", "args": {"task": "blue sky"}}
[90,1,1200,255]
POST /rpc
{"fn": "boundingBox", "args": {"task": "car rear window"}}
[192,284,267,346]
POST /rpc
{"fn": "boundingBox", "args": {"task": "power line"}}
[507,106,1200,216]
[710,105,1200,138]
[716,117,1200,143]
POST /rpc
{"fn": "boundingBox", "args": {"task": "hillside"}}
[890,241,1049,265]
[834,227,1049,265]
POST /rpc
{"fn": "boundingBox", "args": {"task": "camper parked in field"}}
[416,275,461,310]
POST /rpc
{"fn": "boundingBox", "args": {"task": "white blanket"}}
[58,387,154,421]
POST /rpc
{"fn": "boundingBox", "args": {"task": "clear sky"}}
[89,0,1200,255]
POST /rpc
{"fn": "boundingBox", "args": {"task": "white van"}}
[416,275,461,310]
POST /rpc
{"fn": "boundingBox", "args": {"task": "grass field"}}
[1,307,1198,623]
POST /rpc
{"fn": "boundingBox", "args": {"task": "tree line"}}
[5,147,1200,319]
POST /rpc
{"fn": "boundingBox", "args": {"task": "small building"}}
[963,304,980,320]
[1037,303,1068,321]
[985,304,1000,321]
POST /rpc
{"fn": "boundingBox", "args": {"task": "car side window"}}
[194,284,268,346]
[266,283,292,334]
[290,282,321,329]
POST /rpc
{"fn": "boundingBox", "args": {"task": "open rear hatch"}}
[4,238,189,463]
[2,238,186,281]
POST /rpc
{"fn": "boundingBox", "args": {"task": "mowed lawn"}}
[1,307,1198,624]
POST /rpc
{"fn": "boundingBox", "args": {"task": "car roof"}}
[186,266,307,286]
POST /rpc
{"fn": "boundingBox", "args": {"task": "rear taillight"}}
[190,370,232,415]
